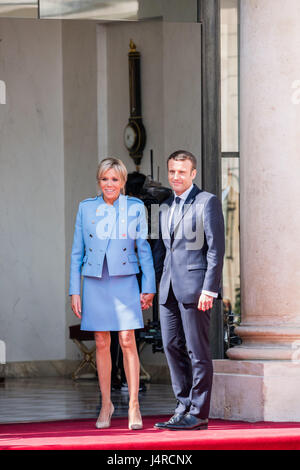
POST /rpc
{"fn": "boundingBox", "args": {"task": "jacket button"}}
[89,234,93,238]
[123,262,126,265]
[123,248,127,251]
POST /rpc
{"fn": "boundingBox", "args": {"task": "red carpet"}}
[1,416,300,450]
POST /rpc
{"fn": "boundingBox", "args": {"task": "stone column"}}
[211,0,300,421]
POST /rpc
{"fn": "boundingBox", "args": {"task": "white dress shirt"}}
[169,185,218,299]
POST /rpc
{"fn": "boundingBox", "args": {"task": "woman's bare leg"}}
[119,330,142,428]
[94,331,113,424]
[118,330,140,405]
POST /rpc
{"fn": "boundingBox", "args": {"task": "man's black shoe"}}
[165,413,208,430]
[154,413,186,429]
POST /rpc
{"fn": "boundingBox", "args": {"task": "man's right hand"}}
[71,294,82,319]
[197,293,213,311]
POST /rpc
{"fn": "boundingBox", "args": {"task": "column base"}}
[211,359,300,422]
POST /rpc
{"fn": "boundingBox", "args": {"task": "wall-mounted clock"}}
[124,39,146,168]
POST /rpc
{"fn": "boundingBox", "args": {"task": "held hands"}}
[72,293,154,316]
[140,293,155,310]
[198,293,213,312]
[71,294,82,319]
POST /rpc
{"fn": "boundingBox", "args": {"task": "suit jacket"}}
[69,194,156,296]
[153,184,225,304]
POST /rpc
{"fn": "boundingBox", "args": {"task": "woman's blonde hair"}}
[97,157,128,195]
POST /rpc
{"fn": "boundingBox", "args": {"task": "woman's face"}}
[98,168,125,204]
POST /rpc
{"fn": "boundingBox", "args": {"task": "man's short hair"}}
[167,150,197,170]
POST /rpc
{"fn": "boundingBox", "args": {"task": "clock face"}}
[124,124,137,150]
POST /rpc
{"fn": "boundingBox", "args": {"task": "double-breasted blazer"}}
[69,194,156,296]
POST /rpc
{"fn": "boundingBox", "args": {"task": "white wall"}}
[0,18,99,367]
[62,20,99,359]
[163,22,202,182]
[0,18,65,362]
[98,19,202,188]
[98,19,164,181]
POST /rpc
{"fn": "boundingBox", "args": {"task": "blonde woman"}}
[69,158,156,430]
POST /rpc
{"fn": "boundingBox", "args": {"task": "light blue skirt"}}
[81,257,143,332]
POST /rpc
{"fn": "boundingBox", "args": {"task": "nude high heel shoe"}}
[96,403,114,429]
[128,406,143,430]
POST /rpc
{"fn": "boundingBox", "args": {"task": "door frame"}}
[198,0,224,358]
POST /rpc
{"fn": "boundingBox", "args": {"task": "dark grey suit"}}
[153,184,225,419]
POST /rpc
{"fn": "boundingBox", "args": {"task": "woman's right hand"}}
[71,294,82,319]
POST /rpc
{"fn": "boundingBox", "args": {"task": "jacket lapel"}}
[172,184,202,237]
[96,195,122,240]
[160,195,173,242]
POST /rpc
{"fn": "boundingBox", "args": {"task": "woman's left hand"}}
[140,293,155,310]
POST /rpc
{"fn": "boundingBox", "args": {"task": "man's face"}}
[167,158,197,195]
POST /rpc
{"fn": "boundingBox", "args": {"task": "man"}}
[153,150,225,430]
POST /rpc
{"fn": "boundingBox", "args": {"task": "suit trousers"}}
[159,283,213,419]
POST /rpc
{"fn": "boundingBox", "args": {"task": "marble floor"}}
[0,378,175,424]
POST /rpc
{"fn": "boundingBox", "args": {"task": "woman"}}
[69,158,156,430]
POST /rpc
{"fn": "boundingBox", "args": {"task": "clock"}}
[124,40,146,168]
[124,122,138,151]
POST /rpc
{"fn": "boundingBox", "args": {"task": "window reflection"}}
[0,1,38,18]
[221,0,239,153]
[221,0,241,353]
[222,159,240,320]
[39,0,198,21]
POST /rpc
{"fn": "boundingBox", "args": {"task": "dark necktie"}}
[170,196,182,235]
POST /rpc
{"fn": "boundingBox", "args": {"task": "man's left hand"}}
[198,293,213,311]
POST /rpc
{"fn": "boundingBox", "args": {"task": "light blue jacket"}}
[69,194,156,296]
